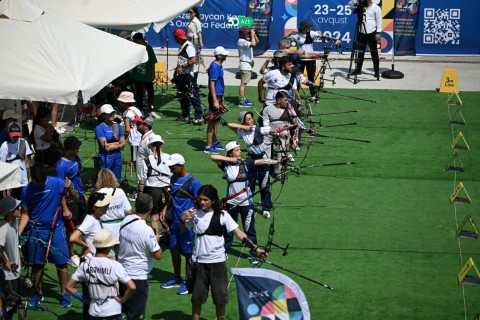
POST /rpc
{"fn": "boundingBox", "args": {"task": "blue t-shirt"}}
[21,176,66,229]
[170,173,201,222]
[0,129,8,147]
[207,61,225,96]
[95,122,124,156]
[56,156,84,197]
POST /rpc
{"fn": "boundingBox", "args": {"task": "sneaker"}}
[176,116,189,121]
[262,211,271,219]
[213,142,225,150]
[28,293,43,307]
[238,100,253,108]
[177,281,188,295]
[161,276,183,289]
[287,153,295,162]
[203,146,220,154]
[55,126,66,133]
[249,253,261,265]
[68,255,80,268]
[127,191,137,202]
[192,118,203,125]
[60,293,71,308]
[149,111,161,119]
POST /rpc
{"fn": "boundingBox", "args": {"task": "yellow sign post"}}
[449,182,472,205]
[451,132,470,152]
[439,68,462,106]
[456,214,479,239]
[458,257,480,285]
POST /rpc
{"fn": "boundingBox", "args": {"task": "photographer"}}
[349,0,382,78]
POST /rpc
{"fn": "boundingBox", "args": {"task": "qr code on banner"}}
[423,8,460,45]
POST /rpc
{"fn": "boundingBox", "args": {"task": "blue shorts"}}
[24,227,69,265]
[168,221,195,255]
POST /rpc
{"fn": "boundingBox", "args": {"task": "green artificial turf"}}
[20,87,480,319]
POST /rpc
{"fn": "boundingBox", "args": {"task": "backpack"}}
[6,138,26,163]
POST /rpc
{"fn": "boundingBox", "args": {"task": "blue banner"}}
[394,0,421,55]
[143,0,480,56]
[297,0,357,52]
[415,0,479,55]
[247,0,273,55]
[232,268,311,320]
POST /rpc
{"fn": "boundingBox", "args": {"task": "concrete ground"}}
[56,50,480,134]
[156,49,480,92]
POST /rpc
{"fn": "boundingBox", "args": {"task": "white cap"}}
[149,134,165,145]
[117,91,135,103]
[214,46,230,56]
[225,141,240,153]
[93,230,119,248]
[2,109,21,120]
[164,153,185,166]
[100,104,115,114]
[94,194,114,207]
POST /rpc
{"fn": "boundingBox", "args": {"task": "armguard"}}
[242,237,258,251]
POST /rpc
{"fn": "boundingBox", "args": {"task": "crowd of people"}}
[0,2,382,318]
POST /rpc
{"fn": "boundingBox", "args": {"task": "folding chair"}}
[153,61,168,93]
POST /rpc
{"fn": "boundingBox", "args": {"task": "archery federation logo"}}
[232,268,311,319]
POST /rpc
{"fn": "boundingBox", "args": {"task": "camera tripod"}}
[347,4,367,84]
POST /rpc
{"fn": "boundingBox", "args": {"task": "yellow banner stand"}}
[439,68,462,106]
[451,132,470,152]
[456,214,479,239]
[450,182,472,205]
[458,257,480,285]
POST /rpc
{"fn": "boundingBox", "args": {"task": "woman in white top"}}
[70,192,114,256]
[187,7,207,74]
[30,106,62,169]
[181,185,267,320]
[137,134,171,238]
[96,169,132,257]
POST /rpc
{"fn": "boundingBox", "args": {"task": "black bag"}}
[186,258,198,294]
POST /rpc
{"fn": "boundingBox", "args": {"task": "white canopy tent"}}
[0,163,21,192]
[0,0,148,105]
[38,0,205,32]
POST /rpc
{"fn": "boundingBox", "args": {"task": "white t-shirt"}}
[98,187,131,240]
[0,138,32,186]
[187,17,202,40]
[33,125,50,150]
[136,130,154,179]
[118,215,160,280]
[238,38,253,71]
[187,210,238,263]
[236,126,271,155]
[262,105,290,128]
[263,69,297,105]
[72,257,130,317]
[77,214,103,254]
[221,161,250,206]
[289,30,323,53]
[123,107,143,147]
[138,154,171,187]
[0,220,21,280]
[177,41,196,76]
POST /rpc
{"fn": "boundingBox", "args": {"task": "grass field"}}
[19,86,480,320]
